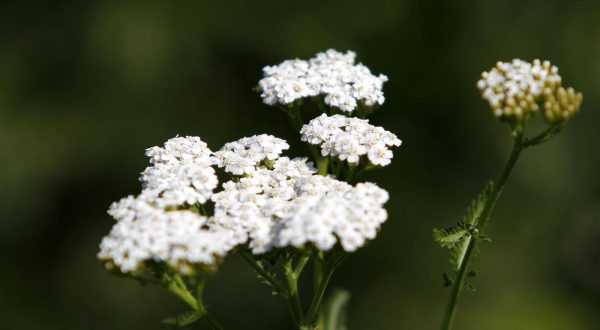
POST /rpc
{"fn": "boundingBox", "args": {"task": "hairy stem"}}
[441,132,524,330]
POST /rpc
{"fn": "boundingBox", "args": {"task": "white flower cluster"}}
[99,136,238,274]
[99,193,239,274]
[300,114,402,166]
[258,49,388,112]
[477,59,582,123]
[212,157,389,253]
[279,181,389,252]
[141,136,218,207]
[214,134,289,175]
[100,133,392,274]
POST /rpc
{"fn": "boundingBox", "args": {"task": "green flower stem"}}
[303,265,334,327]
[295,252,311,277]
[167,274,199,310]
[317,157,329,176]
[166,274,223,330]
[441,131,524,330]
[313,251,325,325]
[523,123,564,148]
[302,252,346,328]
[283,260,305,326]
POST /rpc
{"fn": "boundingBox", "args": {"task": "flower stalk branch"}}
[437,58,582,330]
[301,252,347,328]
[165,275,224,330]
[442,131,523,330]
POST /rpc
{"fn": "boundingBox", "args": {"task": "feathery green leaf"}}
[162,310,204,327]
[462,181,494,226]
[433,225,469,249]
[434,181,494,274]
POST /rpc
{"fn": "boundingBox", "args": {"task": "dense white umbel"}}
[301,114,401,166]
[258,49,388,112]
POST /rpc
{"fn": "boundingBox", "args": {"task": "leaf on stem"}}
[462,181,494,227]
[433,225,470,249]
[433,181,494,274]
[255,260,283,295]
[162,310,204,327]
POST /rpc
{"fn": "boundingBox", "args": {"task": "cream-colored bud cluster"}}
[543,86,583,123]
[477,59,581,124]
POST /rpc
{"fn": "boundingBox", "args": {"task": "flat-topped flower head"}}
[211,157,389,254]
[300,114,401,166]
[258,49,388,113]
[99,194,238,275]
[140,136,218,207]
[211,157,317,253]
[278,181,389,252]
[477,59,582,125]
[107,193,159,222]
[214,134,290,176]
[145,136,213,165]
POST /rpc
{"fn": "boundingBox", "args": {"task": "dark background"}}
[1,0,599,329]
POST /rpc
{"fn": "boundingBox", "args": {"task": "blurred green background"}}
[1,0,599,329]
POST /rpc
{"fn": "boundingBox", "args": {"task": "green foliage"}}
[162,310,204,327]
[462,181,494,227]
[255,260,282,293]
[433,224,470,249]
[240,250,287,298]
[434,181,495,275]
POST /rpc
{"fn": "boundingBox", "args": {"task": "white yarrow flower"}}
[301,114,401,166]
[258,49,388,112]
[214,134,290,175]
[99,195,238,274]
[100,131,394,277]
[141,136,218,207]
[211,157,389,254]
